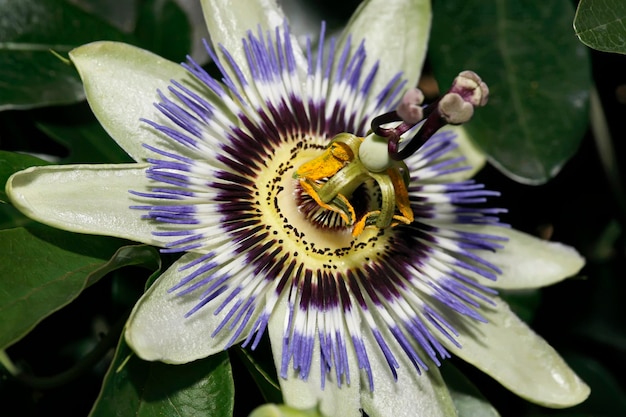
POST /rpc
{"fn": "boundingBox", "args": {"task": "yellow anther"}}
[294,142,353,180]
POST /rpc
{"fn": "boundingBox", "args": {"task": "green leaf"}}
[90,338,234,417]
[36,117,133,164]
[574,0,626,54]
[0,150,50,201]
[135,0,192,63]
[430,0,591,184]
[0,225,160,349]
[575,260,626,352]
[0,0,132,110]
[499,289,541,323]
[235,347,283,404]
[69,0,139,32]
[440,363,501,417]
[0,203,34,230]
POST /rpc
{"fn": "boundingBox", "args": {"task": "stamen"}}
[438,93,475,125]
[450,70,489,108]
[396,87,425,124]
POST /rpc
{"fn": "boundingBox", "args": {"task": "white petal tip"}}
[534,381,590,409]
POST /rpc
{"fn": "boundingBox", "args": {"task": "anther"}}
[438,93,474,125]
[450,70,489,108]
[396,88,425,124]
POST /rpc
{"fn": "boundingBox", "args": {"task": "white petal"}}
[360,331,457,417]
[125,252,249,363]
[437,298,590,408]
[6,164,162,245]
[200,0,307,81]
[268,296,457,417]
[340,0,431,93]
[462,226,585,290]
[69,42,201,162]
[249,404,323,417]
[268,298,363,417]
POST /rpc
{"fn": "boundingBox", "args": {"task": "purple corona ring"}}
[129,23,501,390]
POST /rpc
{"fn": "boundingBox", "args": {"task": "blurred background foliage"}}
[0,0,625,416]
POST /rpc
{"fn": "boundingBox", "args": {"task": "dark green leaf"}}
[575,260,626,352]
[0,49,84,111]
[0,150,50,201]
[0,225,160,349]
[71,0,139,32]
[499,289,541,323]
[440,363,500,417]
[0,0,132,110]
[235,347,283,404]
[0,203,35,230]
[574,0,626,54]
[430,0,591,184]
[90,338,234,417]
[37,118,133,164]
[135,0,192,63]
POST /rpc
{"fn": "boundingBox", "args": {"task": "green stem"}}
[0,350,20,375]
[589,87,626,229]
[12,311,128,390]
